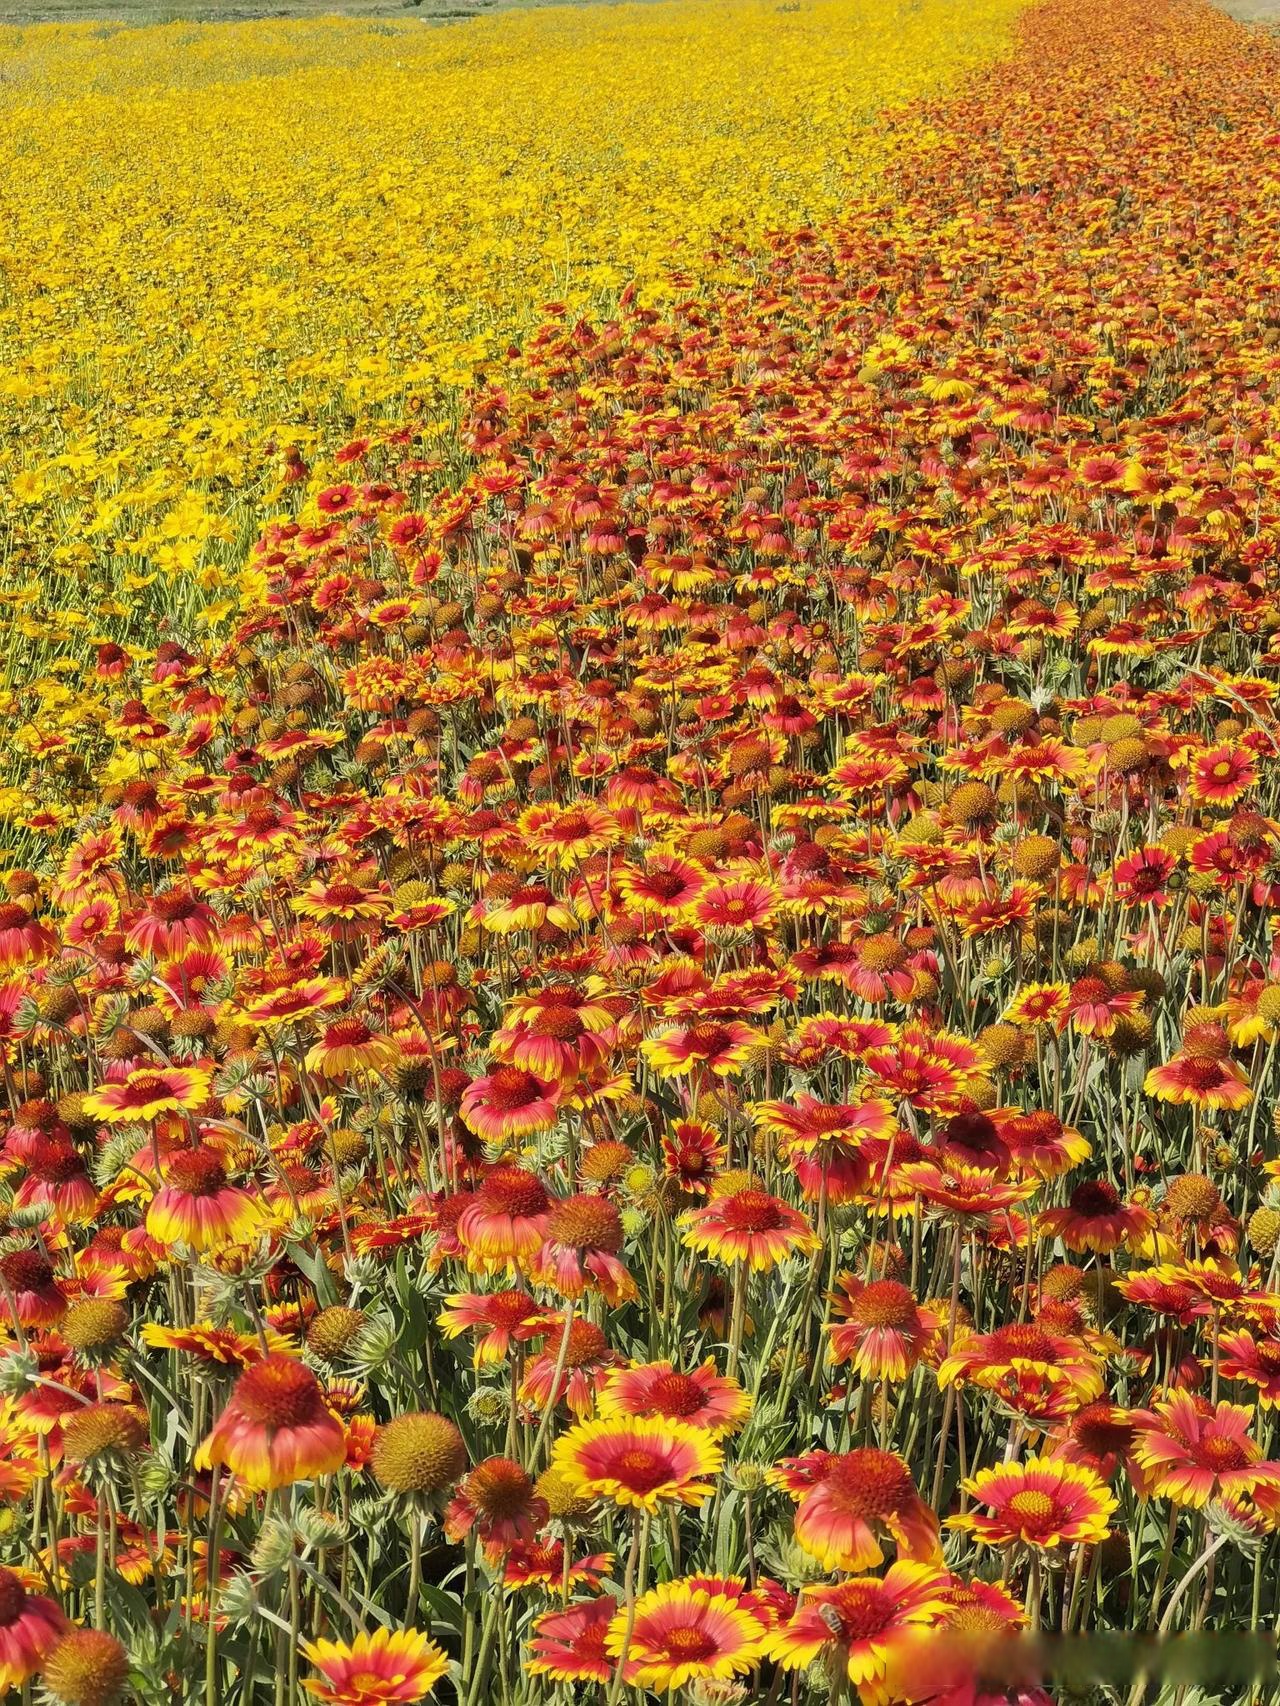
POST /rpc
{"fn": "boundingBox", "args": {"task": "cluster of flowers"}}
[0,0,1018,757]
[4,0,1280,1700]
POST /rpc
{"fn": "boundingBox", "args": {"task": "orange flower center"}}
[821,1449,913,1517]
[830,1581,892,1641]
[164,1149,228,1198]
[478,1166,550,1216]
[850,1280,918,1329]
[467,1457,534,1519]
[718,1191,785,1233]
[662,1626,718,1660]
[235,1358,324,1431]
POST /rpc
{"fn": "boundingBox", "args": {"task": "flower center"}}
[720,1191,784,1233]
[821,1449,913,1517]
[831,1582,892,1641]
[615,1449,671,1491]
[479,1166,550,1217]
[1008,1489,1057,1525]
[663,1627,718,1660]
[851,1280,918,1329]
[483,1073,548,1116]
[647,1373,708,1417]
[235,1358,324,1430]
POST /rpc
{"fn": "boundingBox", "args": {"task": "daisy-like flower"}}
[436,1290,545,1368]
[597,1358,751,1436]
[0,1567,67,1691]
[606,1580,765,1692]
[0,1248,66,1327]
[826,1277,943,1382]
[529,1193,636,1304]
[767,1447,940,1572]
[527,1597,617,1684]
[304,1019,398,1079]
[518,1318,620,1419]
[82,1065,212,1125]
[1133,1391,1280,1507]
[146,1147,265,1253]
[641,1020,764,1079]
[1050,1401,1155,1491]
[300,1629,447,1705]
[660,1119,727,1195]
[459,1069,562,1142]
[551,1416,722,1511]
[198,1355,347,1491]
[938,1320,1103,1405]
[679,1187,818,1271]
[444,1456,548,1554]
[1188,743,1257,806]
[1144,1048,1253,1110]
[1217,1327,1280,1405]
[950,1457,1117,1549]
[141,1320,293,1367]
[456,1166,554,1273]
[502,1540,612,1592]
[1037,1178,1155,1253]
[765,1560,952,1695]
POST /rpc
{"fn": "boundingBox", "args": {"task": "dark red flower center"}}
[482,1072,548,1115]
[829,1581,892,1641]
[1,1250,54,1292]
[0,1568,26,1626]
[646,1373,709,1417]
[1069,1179,1122,1216]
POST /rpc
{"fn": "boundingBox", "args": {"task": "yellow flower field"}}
[0,0,1018,779]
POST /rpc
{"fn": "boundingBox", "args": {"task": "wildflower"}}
[551,1417,722,1510]
[826,1278,943,1381]
[950,1457,1116,1549]
[767,1447,940,1572]
[300,1630,447,1706]
[198,1355,346,1490]
[146,1147,264,1253]
[680,1188,819,1271]
[527,1598,617,1684]
[0,1567,66,1690]
[82,1066,211,1125]
[1134,1392,1280,1507]
[765,1561,952,1692]
[606,1581,765,1692]
[597,1359,751,1436]
[445,1457,547,1553]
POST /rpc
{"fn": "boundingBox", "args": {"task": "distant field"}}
[0,0,484,22]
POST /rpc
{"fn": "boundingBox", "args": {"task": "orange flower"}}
[679,1188,818,1271]
[301,1629,447,1705]
[198,1355,346,1491]
[551,1417,722,1511]
[82,1065,211,1125]
[950,1457,1116,1549]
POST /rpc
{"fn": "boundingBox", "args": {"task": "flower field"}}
[0,0,1019,791]
[6,0,1280,1697]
